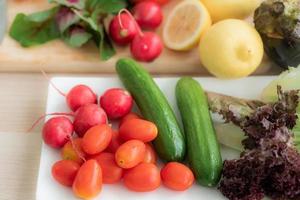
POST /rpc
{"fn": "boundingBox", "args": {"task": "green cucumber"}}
[116,58,186,161]
[176,77,222,187]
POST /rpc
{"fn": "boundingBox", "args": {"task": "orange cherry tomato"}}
[52,160,80,187]
[92,152,123,184]
[106,130,123,153]
[119,118,158,142]
[115,140,146,169]
[124,163,161,192]
[72,159,102,199]
[143,143,157,164]
[82,124,113,155]
[61,138,86,164]
[161,162,194,191]
[119,112,140,128]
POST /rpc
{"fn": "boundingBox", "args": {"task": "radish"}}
[66,85,97,112]
[100,88,133,119]
[133,1,163,29]
[42,116,74,148]
[130,32,163,62]
[73,104,108,137]
[109,13,138,45]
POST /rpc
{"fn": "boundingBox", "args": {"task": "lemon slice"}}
[163,0,211,51]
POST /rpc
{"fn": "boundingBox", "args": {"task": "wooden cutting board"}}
[0,0,281,74]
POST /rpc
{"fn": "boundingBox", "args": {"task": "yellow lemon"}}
[163,0,211,51]
[199,19,264,79]
[201,0,261,22]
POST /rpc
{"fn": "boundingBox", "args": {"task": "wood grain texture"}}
[0,0,281,74]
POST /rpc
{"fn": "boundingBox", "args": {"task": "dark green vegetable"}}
[176,77,222,187]
[9,0,128,60]
[254,0,300,68]
[116,58,186,162]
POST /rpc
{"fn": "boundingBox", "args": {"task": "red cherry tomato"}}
[61,138,86,164]
[72,159,102,199]
[52,160,80,187]
[161,162,194,191]
[143,143,157,164]
[120,118,158,142]
[82,124,113,155]
[92,152,123,184]
[124,163,161,192]
[119,112,141,128]
[115,140,146,169]
[106,130,123,153]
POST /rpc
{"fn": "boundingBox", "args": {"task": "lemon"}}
[199,19,264,79]
[201,0,261,22]
[162,0,211,51]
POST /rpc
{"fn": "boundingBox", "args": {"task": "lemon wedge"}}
[162,0,211,51]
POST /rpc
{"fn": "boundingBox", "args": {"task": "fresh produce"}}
[116,58,185,161]
[66,85,97,112]
[82,124,113,155]
[209,88,300,200]
[160,162,194,191]
[73,104,107,137]
[254,0,300,68]
[61,138,86,164]
[115,140,146,169]
[162,0,211,51]
[133,1,163,29]
[130,32,163,62]
[119,118,158,142]
[92,152,123,184]
[9,1,128,60]
[109,13,138,45]
[119,112,141,127]
[106,130,123,153]
[123,163,161,192]
[201,0,260,22]
[42,116,73,148]
[52,160,80,187]
[176,77,222,186]
[100,88,133,119]
[72,159,102,199]
[199,19,264,79]
[131,0,169,6]
[143,143,157,164]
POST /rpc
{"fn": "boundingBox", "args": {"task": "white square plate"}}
[36,76,275,200]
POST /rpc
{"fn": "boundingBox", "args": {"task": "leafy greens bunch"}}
[9,0,128,60]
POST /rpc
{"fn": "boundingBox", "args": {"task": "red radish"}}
[109,13,138,45]
[66,85,97,112]
[100,88,133,119]
[131,0,169,5]
[133,1,163,29]
[52,160,80,187]
[73,104,107,137]
[42,116,74,148]
[130,32,163,62]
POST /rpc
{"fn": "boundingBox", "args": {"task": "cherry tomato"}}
[143,143,157,164]
[119,112,141,128]
[161,162,194,191]
[119,118,158,142]
[73,159,102,199]
[115,140,146,169]
[52,160,80,187]
[92,152,123,184]
[106,130,123,153]
[82,124,113,155]
[131,0,169,6]
[61,138,86,164]
[124,163,161,192]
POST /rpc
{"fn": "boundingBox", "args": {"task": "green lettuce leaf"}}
[63,26,92,47]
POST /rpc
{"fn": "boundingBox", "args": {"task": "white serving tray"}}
[36,76,275,200]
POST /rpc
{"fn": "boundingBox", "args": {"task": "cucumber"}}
[176,77,222,187]
[116,58,186,161]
